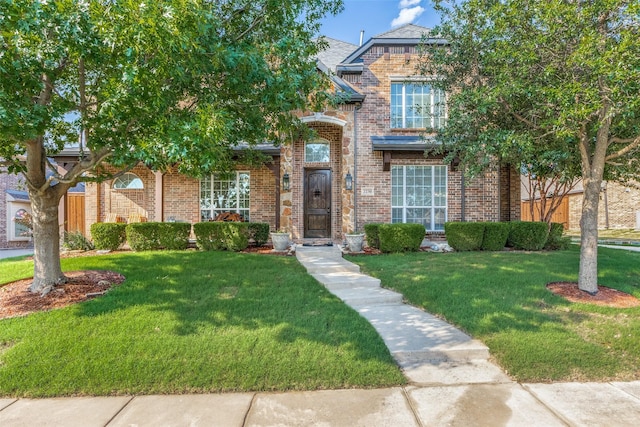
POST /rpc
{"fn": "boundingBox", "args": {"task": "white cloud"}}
[399,0,422,8]
[391,6,425,27]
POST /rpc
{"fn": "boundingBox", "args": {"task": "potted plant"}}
[345,231,365,252]
[270,229,291,251]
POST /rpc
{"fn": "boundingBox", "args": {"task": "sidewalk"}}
[2,245,640,426]
[2,381,640,426]
[0,248,33,260]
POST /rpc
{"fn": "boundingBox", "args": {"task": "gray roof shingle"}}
[317,37,358,73]
[374,23,431,39]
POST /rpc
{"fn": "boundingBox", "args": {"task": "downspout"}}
[461,170,466,222]
[354,102,362,231]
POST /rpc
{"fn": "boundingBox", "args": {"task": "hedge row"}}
[444,221,567,252]
[364,223,425,253]
[193,222,270,252]
[90,221,270,252]
[126,223,192,251]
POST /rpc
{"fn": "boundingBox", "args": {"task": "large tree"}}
[0,0,342,293]
[420,0,640,293]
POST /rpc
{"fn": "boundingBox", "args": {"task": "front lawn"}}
[0,251,405,397]
[347,246,640,382]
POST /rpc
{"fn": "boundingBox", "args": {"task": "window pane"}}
[390,166,447,231]
[434,208,447,230]
[392,208,403,223]
[113,173,143,189]
[391,83,445,129]
[200,172,250,221]
[305,142,330,162]
[391,167,403,207]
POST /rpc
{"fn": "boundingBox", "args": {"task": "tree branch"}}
[606,135,640,161]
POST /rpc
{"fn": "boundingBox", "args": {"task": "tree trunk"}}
[28,189,66,294]
[578,179,600,295]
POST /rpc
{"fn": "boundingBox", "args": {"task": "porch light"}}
[345,171,353,191]
[283,173,290,191]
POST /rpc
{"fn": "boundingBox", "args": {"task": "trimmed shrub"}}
[158,223,191,250]
[90,223,127,251]
[193,222,250,251]
[247,222,270,246]
[481,222,510,251]
[445,222,485,251]
[379,223,425,253]
[62,231,94,251]
[126,222,191,251]
[508,221,549,251]
[544,222,571,250]
[364,223,383,249]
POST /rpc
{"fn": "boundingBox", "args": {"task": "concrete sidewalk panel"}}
[0,399,17,411]
[311,272,381,288]
[408,384,565,426]
[357,304,489,361]
[525,382,640,427]
[402,359,511,385]
[330,287,403,306]
[0,396,131,427]
[245,388,417,427]
[108,393,254,427]
[303,262,360,274]
[611,381,640,399]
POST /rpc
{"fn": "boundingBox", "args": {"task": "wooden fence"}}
[65,193,85,234]
[521,197,569,229]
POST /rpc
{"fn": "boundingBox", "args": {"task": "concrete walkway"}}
[2,245,640,426]
[0,248,33,259]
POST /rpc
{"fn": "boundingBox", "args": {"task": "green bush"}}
[508,221,549,251]
[62,231,94,251]
[481,222,510,251]
[544,222,571,250]
[444,222,485,251]
[193,222,250,251]
[90,223,127,251]
[126,222,191,251]
[379,223,425,253]
[364,223,383,249]
[247,222,270,246]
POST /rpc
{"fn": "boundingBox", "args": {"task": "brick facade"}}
[568,182,640,230]
[83,25,521,241]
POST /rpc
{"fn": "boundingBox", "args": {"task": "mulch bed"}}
[546,282,640,308]
[0,270,125,320]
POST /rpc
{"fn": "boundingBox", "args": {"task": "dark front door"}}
[304,169,331,238]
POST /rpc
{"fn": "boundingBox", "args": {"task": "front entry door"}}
[304,169,331,238]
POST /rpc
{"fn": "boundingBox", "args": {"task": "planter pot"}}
[270,232,290,251]
[346,233,365,252]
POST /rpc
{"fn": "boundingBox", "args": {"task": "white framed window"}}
[305,139,330,163]
[113,173,144,189]
[391,165,447,231]
[391,82,446,129]
[200,172,250,221]
[5,199,32,242]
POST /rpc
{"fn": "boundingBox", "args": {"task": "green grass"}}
[347,246,640,383]
[565,228,640,241]
[0,251,405,397]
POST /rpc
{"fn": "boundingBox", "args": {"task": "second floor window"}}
[391,82,446,130]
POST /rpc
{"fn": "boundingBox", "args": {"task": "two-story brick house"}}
[83,24,520,242]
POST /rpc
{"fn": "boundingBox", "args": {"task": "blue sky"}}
[320,0,441,45]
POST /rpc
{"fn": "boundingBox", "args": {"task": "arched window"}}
[14,209,31,238]
[113,173,144,189]
[305,139,330,163]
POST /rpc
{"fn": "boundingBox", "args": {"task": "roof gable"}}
[341,24,446,65]
[374,24,431,39]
